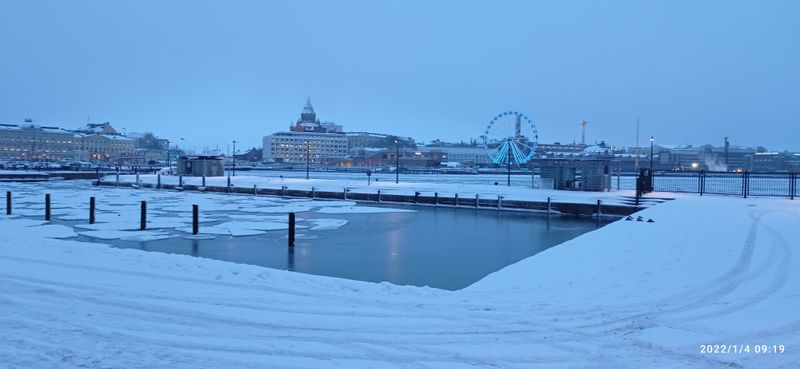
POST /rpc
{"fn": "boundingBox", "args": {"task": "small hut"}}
[176,156,224,177]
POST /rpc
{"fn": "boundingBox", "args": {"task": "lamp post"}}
[231,140,237,177]
[395,140,400,184]
[649,136,654,169]
[165,139,171,171]
[306,140,310,180]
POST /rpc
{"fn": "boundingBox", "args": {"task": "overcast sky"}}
[1,0,798,152]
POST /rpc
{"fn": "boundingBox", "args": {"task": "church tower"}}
[300,98,318,124]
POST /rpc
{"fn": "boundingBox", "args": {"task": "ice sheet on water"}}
[212,221,291,231]
[316,206,415,214]
[237,204,316,213]
[79,230,174,241]
[176,226,265,237]
[305,218,348,231]
[227,214,287,221]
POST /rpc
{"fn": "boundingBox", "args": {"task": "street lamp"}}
[395,140,400,184]
[231,140,238,177]
[166,139,171,171]
[649,136,654,169]
[306,140,310,180]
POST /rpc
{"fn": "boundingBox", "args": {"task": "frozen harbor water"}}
[2,180,608,290]
[97,207,606,290]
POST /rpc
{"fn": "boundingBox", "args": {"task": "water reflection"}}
[287,246,295,271]
[191,240,199,256]
[100,205,613,290]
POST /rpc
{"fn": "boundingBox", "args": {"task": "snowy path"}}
[0,184,797,368]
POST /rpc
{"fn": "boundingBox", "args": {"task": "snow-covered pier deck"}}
[102,174,660,216]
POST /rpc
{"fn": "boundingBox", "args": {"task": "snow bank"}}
[0,181,797,368]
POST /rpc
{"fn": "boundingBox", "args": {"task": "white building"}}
[417,146,491,167]
[263,131,348,164]
[263,100,348,164]
[0,121,79,161]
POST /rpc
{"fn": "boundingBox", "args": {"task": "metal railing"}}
[646,170,797,199]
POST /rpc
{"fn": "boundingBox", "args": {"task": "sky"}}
[1,0,798,152]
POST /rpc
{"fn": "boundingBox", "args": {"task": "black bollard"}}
[192,204,199,235]
[288,212,295,247]
[311,186,316,199]
[377,189,381,202]
[281,186,286,198]
[202,175,206,187]
[45,194,51,221]
[596,200,602,226]
[475,194,479,208]
[6,191,11,215]
[140,201,147,230]
[157,173,161,189]
[455,193,459,206]
[179,175,183,187]
[547,197,551,214]
[89,197,96,224]
[253,184,257,196]
[434,192,438,205]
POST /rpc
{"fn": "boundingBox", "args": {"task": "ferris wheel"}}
[483,111,538,165]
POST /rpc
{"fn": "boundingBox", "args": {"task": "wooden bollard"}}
[475,194,479,208]
[288,212,295,247]
[455,193,459,206]
[6,191,11,215]
[157,173,161,189]
[89,197,96,224]
[192,204,199,235]
[45,193,51,221]
[377,189,381,202]
[140,201,147,230]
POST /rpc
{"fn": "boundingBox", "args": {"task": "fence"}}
[647,170,797,199]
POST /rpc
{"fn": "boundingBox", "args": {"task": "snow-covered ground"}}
[0,181,797,368]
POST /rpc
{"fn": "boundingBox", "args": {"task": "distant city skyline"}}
[1,1,798,152]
